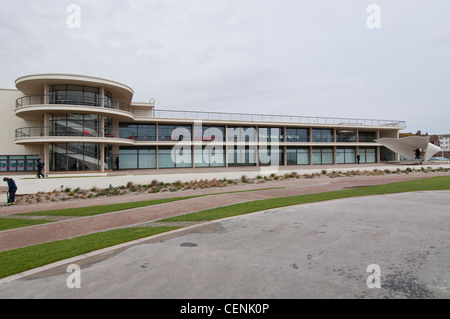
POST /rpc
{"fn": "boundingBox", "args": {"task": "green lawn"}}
[0,227,178,279]
[0,175,449,280]
[161,175,450,222]
[0,218,53,232]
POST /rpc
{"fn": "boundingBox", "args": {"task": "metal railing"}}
[16,95,134,114]
[15,127,135,139]
[153,109,406,127]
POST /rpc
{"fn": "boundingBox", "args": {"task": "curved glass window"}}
[49,85,112,107]
[50,113,111,137]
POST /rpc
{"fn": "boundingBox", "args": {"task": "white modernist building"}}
[0,74,407,173]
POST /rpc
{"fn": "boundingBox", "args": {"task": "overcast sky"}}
[1,0,449,134]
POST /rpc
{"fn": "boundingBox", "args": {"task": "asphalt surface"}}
[0,190,448,299]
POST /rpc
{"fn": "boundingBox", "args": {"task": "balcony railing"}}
[15,127,135,139]
[153,109,406,127]
[16,95,134,114]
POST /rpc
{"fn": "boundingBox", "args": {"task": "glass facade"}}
[158,146,192,168]
[359,147,377,163]
[193,126,225,142]
[286,128,309,142]
[228,147,257,167]
[312,147,334,164]
[158,125,192,141]
[287,147,310,165]
[359,132,376,143]
[336,130,356,143]
[119,123,156,141]
[0,155,40,172]
[258,128,283,142]
[312,129,333,142]
[50,143,107,171]
[380,147,395,162]
[49,85,112,107]
[259,147,284,166]
[119,147,157,169]
[227,127,257,142]
[337,147,356,164]
[194,146,225,167]
[51,114,111,137]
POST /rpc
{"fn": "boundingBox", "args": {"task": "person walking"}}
[3,177,18,206]
[37,159,45,178]
[415,148,421,159]
[356,154,361,164]
[115,156,120,170]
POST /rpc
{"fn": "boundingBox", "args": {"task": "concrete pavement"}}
[0,191,448,299]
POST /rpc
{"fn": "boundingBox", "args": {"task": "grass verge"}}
[0,227,178,279]
[161,175,450,222]
[0,219,53,232]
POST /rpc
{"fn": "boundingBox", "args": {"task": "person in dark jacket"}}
[37,159,45,178]
[3,177,18,206]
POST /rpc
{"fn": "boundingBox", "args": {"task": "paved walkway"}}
[1,191,449,299]
[0,172,448,252]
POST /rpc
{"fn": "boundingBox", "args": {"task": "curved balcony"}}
[15,95,135,120]
[14,126,136,146]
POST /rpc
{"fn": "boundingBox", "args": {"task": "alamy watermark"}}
[66,264,81,289]
[366,264,381,289]
[366,4,381,29]
[66,4,81,29]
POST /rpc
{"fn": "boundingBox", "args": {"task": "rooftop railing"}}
[16,95,134,114]
[153,109,406,127]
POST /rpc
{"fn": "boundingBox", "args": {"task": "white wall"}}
[0,89,41,156]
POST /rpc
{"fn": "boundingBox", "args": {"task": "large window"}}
[158,125,192,141]
[259,147,284,166]
[194,147,225,167]
[158,147,192,168]
[227,127,257,142]
[49,85,112,107]
[337,130,356,142]
[337,147,356,164]
[119,123,156,141]
[0,155,40,172]
[50,114,110,137]
[286,128,309,142]
[228,147,257,167]
[312,147,334,164]
[258,128,283,143]
[359,132,376,143]
[50,143,102,171]
[119,147,157,169]
[312,129,333,142]
[360,147,377,163]
[193,126,225,142]
[287,148,310,165]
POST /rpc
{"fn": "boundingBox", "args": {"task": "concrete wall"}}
[0,89,41,156]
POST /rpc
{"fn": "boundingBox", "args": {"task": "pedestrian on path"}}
[3,177,17,206]
[37,159,45,178]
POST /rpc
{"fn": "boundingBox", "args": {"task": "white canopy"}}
[376,136,441,161]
